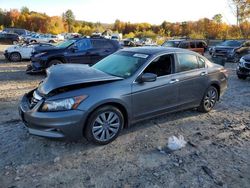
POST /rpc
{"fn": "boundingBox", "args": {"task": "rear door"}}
[132,53,179,120]
[173,53,209,107]
[67,39,92,64]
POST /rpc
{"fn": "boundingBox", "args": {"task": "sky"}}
[0,0,237,25]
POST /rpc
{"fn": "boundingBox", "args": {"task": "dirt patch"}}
[0,47,249,188]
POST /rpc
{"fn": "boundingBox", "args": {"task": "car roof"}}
[121,46,194,55]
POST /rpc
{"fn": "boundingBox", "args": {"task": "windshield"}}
[219,40,243,47]
[162,40,181,47]
[55,39,76,48]
[92,51,149,78]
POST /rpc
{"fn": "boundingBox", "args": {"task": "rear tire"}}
[85,105,124,145]
[198,86,218,113]
[237,74,247,80]
[47,60,62,68]
[9,52,21,62]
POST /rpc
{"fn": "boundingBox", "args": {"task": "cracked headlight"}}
[41,95,88,112]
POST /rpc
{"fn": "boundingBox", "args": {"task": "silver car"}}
[19,47,228,144]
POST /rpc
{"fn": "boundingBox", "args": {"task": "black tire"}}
[237,74,247,80]
[198,86,218,113]
[49,40,55,43]
[9,52,21,62]
[30,40,37,43]
[85,105,124,145]
[47,60,62,68]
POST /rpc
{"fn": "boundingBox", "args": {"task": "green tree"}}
[21,6,29,14]
[63,9,75,32]
[228,0,250,25]
[213,14,223,23]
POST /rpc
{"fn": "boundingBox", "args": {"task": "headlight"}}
[41,95,88,112]
[34,52,47,57]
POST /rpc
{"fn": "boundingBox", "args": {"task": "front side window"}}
[177,53,199,72]
[75,39,92,51]
[144,54,173,77]
[190,42,196,48]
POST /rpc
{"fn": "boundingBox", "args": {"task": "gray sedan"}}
[19,47,228,144]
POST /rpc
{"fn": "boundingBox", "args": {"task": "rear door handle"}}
[169,79,179,84]
[200,71,208,76]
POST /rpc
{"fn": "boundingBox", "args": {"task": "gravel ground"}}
[0,44,249,188]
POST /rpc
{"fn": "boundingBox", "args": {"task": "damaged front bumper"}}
[19,91,87,140]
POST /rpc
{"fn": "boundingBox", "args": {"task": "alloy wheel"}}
[204,88,217,111]
[92,111,121,142]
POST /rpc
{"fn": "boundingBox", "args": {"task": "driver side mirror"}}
[136,73,157,83]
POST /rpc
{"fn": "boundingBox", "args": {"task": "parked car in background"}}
[162,39,207,55]
[3,27,30,36]
[227,40,250,63]
[123,38,141,47]
[27,38,121,73]
[26,34,59,43]
[0,33,20,44]
[19,47,228,144]
[211,40,245,61]
[236,54,250,80]
[4,43,54,62]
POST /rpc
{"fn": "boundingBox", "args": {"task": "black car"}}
[0,33,20,44]
[27,38,121,74]
[211,40,245,61]
[228,40,250,63]
[237,54,250,80]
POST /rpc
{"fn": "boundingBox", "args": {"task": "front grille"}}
[30,90,42,108]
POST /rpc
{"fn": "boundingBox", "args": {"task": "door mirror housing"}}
[137,73,157,83]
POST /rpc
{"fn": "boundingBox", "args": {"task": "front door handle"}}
[200,71,208,76]
[169,79,179,84]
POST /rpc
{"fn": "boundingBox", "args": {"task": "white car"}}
[4,43,54,62]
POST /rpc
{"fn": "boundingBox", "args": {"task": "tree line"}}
[0,2,249,41]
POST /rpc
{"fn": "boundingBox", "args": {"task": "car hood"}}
[37,64,123,95]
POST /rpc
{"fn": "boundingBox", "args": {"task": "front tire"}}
[47,60,62,68]
[9,52,21,62]
[198,86,218,113]
[85,106,124,145]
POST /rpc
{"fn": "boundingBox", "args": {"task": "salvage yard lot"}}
[0,44,250,187]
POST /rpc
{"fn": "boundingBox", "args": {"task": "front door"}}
[132,54,179,120]
[67,39,92,64]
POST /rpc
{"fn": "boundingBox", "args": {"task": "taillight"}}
[220,68,228,78]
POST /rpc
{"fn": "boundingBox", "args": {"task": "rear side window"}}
[177,53,199,72]
[190,42,196,48]
[92,40,114,49]
[197,41,206,48]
